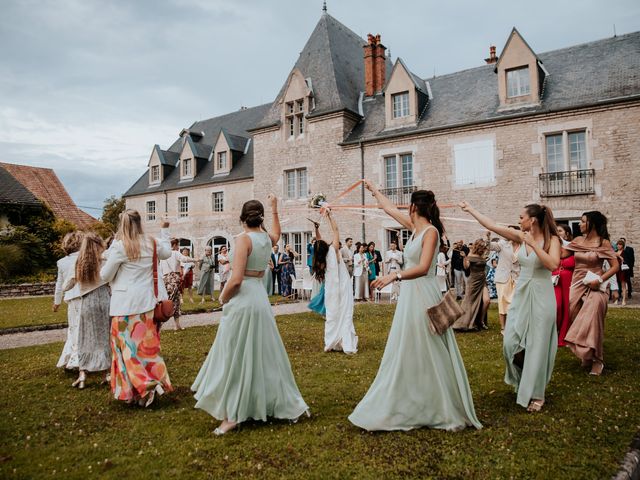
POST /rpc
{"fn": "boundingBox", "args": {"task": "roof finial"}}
[322,1,327,13]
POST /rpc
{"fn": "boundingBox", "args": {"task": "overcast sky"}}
[1,0,638,216]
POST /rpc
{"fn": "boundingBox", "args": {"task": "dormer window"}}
[182,158,192,177]
[217,151,227,170]
[392,92,410,118]
[285,99,305,138]
[150,165,160,183]
[506,67,530,98]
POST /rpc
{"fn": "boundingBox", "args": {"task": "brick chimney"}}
[364,33,387,96]
[484,45,497,64]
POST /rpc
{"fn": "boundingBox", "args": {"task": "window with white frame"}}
[217,151,227,170]
[146,201,156,221]
[506,67,531,98]
[386,228,411,252]
[392,91,410,118]
[284,168,308,199]
[384,153,414,189]
[282,231,311,266]
[212,192,224,212]
[178,196,189,217]
[285,99,305,138]
[150,165,160,183]
[545,130,587,172]
[454,139,495,186]
[182,158,192,177]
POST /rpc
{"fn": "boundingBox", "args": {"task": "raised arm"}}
[363,179,413,231]
[267,194,281,246]
[155,222,172,260]
[459,202,523,244]
[323,211,341,253]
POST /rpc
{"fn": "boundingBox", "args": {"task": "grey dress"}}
[77,285,112,372]
[197,255,216,296]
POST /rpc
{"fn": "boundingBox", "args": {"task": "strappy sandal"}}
[527,399,544,412]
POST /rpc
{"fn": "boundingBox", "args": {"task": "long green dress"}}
[503,245,557,408]
[191,231,309,423]
[349,226,481,431]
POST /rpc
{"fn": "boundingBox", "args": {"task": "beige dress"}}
[564,239,617,364]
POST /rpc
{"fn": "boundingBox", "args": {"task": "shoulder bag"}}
[153,241,174,323]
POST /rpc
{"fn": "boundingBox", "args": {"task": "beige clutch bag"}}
[427,289,464,335]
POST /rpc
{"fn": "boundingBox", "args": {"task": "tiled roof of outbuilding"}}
[0,165,41,207]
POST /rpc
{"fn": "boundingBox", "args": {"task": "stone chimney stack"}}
[364,33,387,96]
[484,45,498,64]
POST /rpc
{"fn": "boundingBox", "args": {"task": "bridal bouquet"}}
[308,193,327,209]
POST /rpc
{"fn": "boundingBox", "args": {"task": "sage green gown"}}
[191,231,309,423]
[349,226,482,431]
[503,245,557,408]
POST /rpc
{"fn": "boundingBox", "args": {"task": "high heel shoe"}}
[590,360,604,376]
[72,373,86,389]
[214,421,238,436]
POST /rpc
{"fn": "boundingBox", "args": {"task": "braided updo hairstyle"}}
[240,200,265,227]
[410,190,445,238]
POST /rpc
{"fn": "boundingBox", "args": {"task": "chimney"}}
[364,33,386,96]
[484,45,497,64]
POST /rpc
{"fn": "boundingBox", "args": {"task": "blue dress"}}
[349,226,481,431]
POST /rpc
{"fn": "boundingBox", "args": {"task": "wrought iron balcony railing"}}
[539,169,595,197]
[380,185,418,205]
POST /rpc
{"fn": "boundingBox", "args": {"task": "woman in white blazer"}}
[353,243,369,301]
[100,209,173,407]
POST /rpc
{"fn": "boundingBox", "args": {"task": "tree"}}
[101,195,126,236]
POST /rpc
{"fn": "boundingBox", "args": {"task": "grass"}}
[1,305,639,479]
[0,293,296,330]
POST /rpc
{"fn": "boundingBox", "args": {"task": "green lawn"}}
[0,293,295,330]
[1,305,639,479]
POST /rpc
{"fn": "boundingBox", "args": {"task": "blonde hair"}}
[471,238,488,257]
[115,209,145,261]
[76,232,105,285]
[62,231,84,255]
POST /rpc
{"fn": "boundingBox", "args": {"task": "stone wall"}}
[0,282,55,298]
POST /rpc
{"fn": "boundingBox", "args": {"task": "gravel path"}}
[0,301,311,351]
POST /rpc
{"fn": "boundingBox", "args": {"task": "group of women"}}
[53,178,622,433]
[353,241,383,301]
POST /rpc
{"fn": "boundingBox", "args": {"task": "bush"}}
[0,244,25,280]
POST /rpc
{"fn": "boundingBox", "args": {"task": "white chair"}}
[291,274,304,299]
[302,269,313,300]
[214,273,221,291]
[374,283,393,303]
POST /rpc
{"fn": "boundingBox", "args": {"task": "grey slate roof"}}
[185,136,213,159]
[0,165,41,207]
[124,103,270,197]
[345,31,640,144]
[223,131,249,152]
[253,13,392,129]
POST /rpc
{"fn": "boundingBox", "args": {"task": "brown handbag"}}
[152,240,174,323]
[427,288,463,335]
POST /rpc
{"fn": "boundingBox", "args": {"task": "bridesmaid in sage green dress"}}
[192,196,309,435]
[459,202,561,412]
[349,182,481,431]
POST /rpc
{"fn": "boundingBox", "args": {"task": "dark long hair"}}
[524,204,558,252]
[583,211,609,242]
[410,190,445,238]
[240,200,264,227]
[311,240,330,283]
[556,223,573,242]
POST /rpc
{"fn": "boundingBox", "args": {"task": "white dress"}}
[324,248,358,353]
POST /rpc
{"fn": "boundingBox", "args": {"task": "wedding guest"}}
[71,233,111,389]
[460,202,560,412]
[486,258,498,299]
[308,211,358,354]
[341,237,354,277]
[197,246,215,303]
[564,212,619,376]
[489,232,519,334]
[100,210,173,407]
[54,231,84,370]
[619,237,634,299]
[306,237,316,273]
[615,239,629,306]
[453,238,490,331]
[553,224,575,346]
[349,181,481,431]
[372,242,383,277]
[270,245,283,295]
[385,241,404,300]
[436,243,451,294]
[217,245,231,293]
[451,241,467,299]
[366,242,377,301]
[180,247,195,303]
[192,196,309,435]
[279,244,298,297]
[160,238,194,330]
[353,244,369,301]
